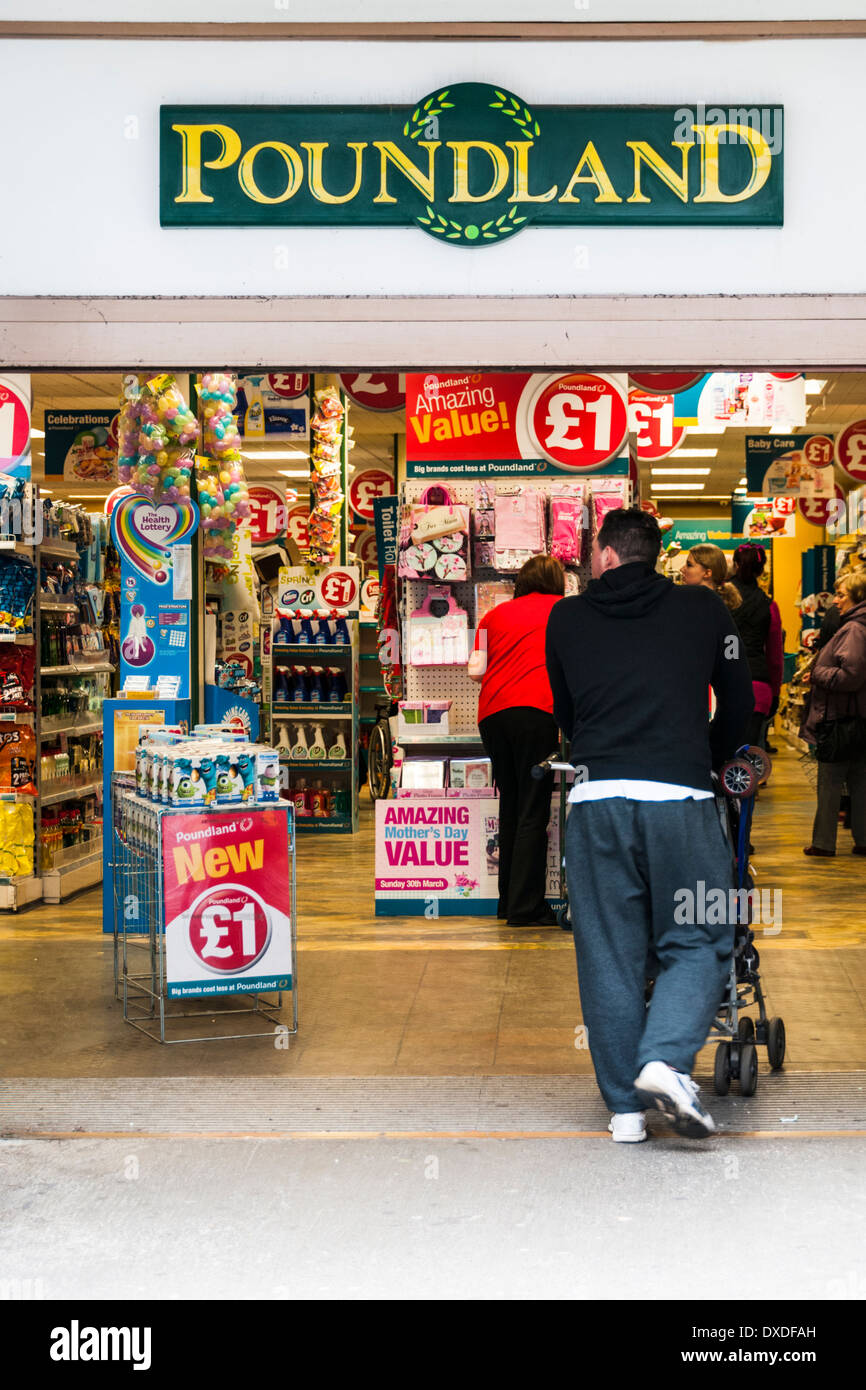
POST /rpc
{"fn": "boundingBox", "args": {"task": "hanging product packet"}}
[399,485,470,582]
[549,482,587,566]
[0,723,37,795]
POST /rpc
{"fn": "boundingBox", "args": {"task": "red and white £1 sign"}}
[0,375,31,472]
[248,485,287,544]
[285,502,310,551]
[531,373,628,471]
[628,392,687,462]
[265,372,310,399]
[319,568,359,610]
[798,484,846,530]
[339,373,405,411]
[188,886,270,974]
[349,468,394,522]
[836,420,866,483]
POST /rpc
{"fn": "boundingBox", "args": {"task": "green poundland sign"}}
[160,83,783,247]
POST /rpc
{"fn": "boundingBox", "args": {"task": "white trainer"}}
[608,1112,647,1143]
[634,1061,716,1139]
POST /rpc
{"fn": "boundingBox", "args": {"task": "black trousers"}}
[479,706,558,922]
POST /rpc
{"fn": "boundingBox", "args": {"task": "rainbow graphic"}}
[110,493,200,584]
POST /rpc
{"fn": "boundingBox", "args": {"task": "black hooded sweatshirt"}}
[545,562,754,792]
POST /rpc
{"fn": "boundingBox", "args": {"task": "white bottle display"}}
[309,724,327,760]
[290,723,309,759]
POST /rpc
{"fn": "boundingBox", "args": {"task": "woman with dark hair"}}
[731,543,784,747]
[468,554,565,926]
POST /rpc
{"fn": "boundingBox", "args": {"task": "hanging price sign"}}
[530,373,628,471]
[248,485,287,544]
[798,484,846,530]
[339,373,405,411]
[349,468,395,521]
[628,391,687,462]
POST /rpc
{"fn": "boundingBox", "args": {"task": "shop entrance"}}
[1,364,865,1090]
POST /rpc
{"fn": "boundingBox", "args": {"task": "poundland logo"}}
[49,1321,151,1371]
[160,82,783,245]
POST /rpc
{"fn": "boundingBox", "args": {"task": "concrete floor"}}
[1,1133,864,1300]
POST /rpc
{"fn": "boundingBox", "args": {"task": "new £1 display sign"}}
[163,807,293,998]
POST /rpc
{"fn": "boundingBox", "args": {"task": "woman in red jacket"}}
[468,555,564,926]
[801,569,866,856]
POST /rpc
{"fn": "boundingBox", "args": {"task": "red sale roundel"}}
[248,485,287,544]
[628,392,687,462]
[798,484,845,529]
[339,373,405,412]
[265,372,309,399]
[802,434,835,468]
[836,420,866,483]
[319,568,359,609]
[628,372,705,394]
[355,529,379,567]
[188,884,271,975]
[530,373,628,471]
[0,376,31,471]
[285,502,310,550]
[349,468,395,521]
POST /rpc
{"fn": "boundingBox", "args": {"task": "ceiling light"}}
[30,428,45,439]
[277,469,311,478]
[67,493,108,499]
[650,468,711,476]
[734,487,748,494]
[652,482,706,491]
[739,477,747,484]
[241,449,309,461]
[804,379,827,396]
[686,425,727,435]
[665,448,718,458]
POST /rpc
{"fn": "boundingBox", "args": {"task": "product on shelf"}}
[0,723,37,794]
[407,586,469,666]
[398,484,470,582]
[474,580,514,624]
[136,726,280,807]
[549,481,588,566]
[308,386,350,567]
[196,370,251,560]
[493,484,546,570]
[0,554,35,635]
[0,801,34,877]
[0,645,35,708]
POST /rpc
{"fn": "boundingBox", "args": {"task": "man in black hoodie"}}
[546,508,753,1142]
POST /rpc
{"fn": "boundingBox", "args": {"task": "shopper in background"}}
[681,544,742,613]
[800,569,866,857]
[469,555,564,927]
[730,543,784,747]
[546,509,753,1142]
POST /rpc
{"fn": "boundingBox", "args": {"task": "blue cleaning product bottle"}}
[308,666,325,703]
[313,619,330,646]
[277,615,295,645]
[334,617,350,646]
[328,666,347,703]
[298,617,314,645]
[291,666,309,702]
[275,666,290,702]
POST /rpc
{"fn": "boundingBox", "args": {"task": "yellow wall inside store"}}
[771,509,817,652]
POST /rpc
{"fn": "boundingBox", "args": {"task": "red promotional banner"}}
[628,391,687,462]
[405,371,629,476]
[163,807,293,998]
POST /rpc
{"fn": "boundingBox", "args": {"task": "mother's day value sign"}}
[163,806,293,998]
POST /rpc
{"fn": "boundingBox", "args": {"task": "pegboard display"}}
[399,475,632,735]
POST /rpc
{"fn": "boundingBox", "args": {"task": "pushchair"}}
[532,744,787,1093]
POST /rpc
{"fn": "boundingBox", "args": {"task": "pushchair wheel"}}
[745,745,772,785]
[737,1015,755,1042]
[557,905,572,932]
[720,757,758,798]
[739,1041,758,1096]
[713,1042,731,1096]
[767,1016,786,1071]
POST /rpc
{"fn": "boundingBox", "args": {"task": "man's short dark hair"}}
[597,507,662,566]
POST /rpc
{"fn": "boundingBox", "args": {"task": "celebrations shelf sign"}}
[160,84,783,246]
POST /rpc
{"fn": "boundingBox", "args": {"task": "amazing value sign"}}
[161,85,783,245]
[163,806,293,998]
[406,371,629,476]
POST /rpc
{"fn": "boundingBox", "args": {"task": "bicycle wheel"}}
[367,720,392,801]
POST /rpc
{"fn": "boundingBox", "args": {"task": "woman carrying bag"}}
[801,569,866,857]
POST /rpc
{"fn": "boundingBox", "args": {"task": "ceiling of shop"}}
[28,370,866,514]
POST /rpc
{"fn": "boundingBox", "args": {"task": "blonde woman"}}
[681,544,742,612]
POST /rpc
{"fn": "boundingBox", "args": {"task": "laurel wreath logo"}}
[409,86,538,245]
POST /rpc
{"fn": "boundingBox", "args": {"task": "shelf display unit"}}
[0,496,41,910]
[271,616,360,834]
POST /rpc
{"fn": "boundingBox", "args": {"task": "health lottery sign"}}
[161,85,783,245]
[163,806,293,998]
[406,371,629,476]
